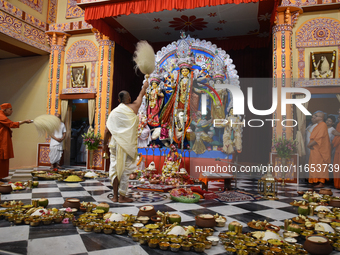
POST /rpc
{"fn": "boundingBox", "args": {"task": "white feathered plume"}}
[133,40,155,77]
[33,114,61,137]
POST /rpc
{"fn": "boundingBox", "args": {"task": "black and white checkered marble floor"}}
[2,168,340,254]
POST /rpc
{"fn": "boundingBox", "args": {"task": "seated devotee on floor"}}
[308,111,331,188]
[0,103,32,181]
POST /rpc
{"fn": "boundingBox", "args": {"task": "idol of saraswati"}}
[147,74,164,127]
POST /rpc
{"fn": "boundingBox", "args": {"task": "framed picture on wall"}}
[310,51,336,79]
[71,65,87,88]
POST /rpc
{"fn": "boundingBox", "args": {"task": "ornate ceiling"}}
[111,3,269,43]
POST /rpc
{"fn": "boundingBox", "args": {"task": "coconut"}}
[38,198,49,207]
[169,214,181,224]
[96,202,110,213]
[298,205,309,216]
[228,221,241,231]
[287,223,302,234]
[308,196,318,203]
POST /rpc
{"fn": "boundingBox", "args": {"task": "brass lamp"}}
[258,165,278,200]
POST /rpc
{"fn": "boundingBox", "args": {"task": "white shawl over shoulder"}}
[107,103,138,181]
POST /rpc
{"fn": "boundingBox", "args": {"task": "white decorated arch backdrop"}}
[154,34,240,88]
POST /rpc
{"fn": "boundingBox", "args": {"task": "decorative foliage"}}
[66,40,98,64]
[47,0,57,23]
[169,15,208,32]
[296,18,340,48]
[0,11,22,34]
[66,0,84,19]
[272,136,297,159]
[82,131,101,150]
[19,0,43,13]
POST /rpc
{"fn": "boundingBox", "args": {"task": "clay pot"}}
[195,215,216,228]
[137,205,156,217]
[319,189,333,196]
[303,235,333,255]
[329,199,340,208]
[185,128,195,141]
[0,184,12,194]
[63,198,80,209]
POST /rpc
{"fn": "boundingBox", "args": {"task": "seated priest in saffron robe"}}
[308,111,331,188]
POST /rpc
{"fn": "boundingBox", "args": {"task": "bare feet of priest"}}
[107,193,118,202]
[119,196,133,203]
[314,183,324,188]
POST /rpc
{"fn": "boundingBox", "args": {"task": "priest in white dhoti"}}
[49,113,66,169]
[104,81,148,203]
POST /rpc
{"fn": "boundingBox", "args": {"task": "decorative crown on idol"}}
[177,57,194,70]
[149,73,161,84]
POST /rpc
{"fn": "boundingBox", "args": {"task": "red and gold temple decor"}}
[295,17,340,79]
[64,39,98,93]
[271,5,302,143]
[93,29,115,137]
[45,32,71,116]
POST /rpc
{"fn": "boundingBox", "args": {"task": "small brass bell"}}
[103,152,109,159]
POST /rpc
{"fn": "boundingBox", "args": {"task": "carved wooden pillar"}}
[93,29,115,137]
[45,32,70,115]
[272,5,302,141]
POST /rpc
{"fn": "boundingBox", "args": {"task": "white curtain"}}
[61,100,68,123]
[296,94,309,157]
[336,94,340,102]
[88,99,95,132]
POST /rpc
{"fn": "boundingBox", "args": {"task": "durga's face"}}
[181,68,190,77]
[152,82,158,89]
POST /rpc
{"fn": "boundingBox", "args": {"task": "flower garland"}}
[136,155,144,166]
[172,69,191,150]
[171,74,180,145]
[311,51,336,78]
[138,120,149,140]
[181,71,192,150]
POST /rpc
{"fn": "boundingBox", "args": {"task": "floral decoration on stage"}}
[82,131,101,150]
[272,136,298,159]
